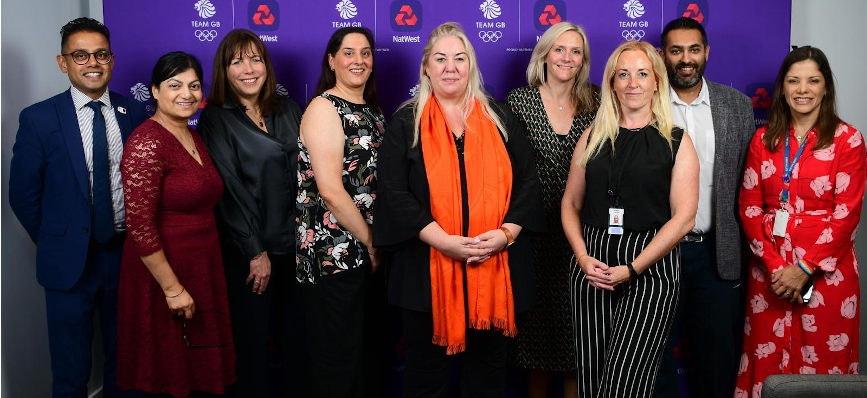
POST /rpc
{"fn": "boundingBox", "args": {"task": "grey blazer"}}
[706,80,756,280]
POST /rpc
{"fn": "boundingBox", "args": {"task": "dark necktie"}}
[87,100,114,244]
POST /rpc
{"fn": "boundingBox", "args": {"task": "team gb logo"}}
[623,0,645,19]
[480,0,502,20]
[336,0,358,19]
[194,0,216,19]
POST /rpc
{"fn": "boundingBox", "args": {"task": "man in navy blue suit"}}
[9,17,146,397]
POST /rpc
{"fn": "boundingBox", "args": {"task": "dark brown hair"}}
[208,29,280,116]
[763,46,840,152]
[311,27,380,112]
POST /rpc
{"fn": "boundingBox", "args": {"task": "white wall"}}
[1,2,105,397]
[791,0,867,368]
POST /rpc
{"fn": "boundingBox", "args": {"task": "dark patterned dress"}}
[296,93,385,284]
[506,85,600,370]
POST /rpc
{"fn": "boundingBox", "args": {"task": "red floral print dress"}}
[735,123,864,397]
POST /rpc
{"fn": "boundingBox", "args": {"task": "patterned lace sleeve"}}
[121,126,165,256]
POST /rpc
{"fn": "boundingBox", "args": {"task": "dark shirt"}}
[373,100,545,313]
[198,96,301,258]
[582,125,684,231]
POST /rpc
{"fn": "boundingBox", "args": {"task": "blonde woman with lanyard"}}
[561,40,698,397]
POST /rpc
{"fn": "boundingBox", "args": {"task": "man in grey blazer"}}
[653,17,756,398]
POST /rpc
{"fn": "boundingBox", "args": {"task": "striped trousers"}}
[570,225,680,397]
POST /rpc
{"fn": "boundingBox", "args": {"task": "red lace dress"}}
[117,119,235,396]
[735,123,864,397]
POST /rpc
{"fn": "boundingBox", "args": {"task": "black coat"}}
[373,100,545,313]
[198,96,302,258]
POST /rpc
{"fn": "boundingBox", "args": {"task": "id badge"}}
[608,208,624,235]
[772,209,789,237]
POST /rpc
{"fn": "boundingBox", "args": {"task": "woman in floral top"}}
[735,46,864,396]
[295,27,385,398]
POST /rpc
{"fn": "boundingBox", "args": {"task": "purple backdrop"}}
[104,1,791,396]
[106,0,789,128]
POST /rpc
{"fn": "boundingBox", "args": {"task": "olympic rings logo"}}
[621,29,645,41]
[478,30,503,43]
[194,30,218,42]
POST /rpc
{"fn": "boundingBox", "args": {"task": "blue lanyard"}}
[782,130,809,204]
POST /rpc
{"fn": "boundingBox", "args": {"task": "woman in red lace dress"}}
[117,52,235,397]
[735,46,864,397]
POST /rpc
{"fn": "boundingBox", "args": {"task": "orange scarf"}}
[420,95,517,355]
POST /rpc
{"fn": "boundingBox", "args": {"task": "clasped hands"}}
[439,229,509,265]
[577,254,632,291]
[770,263,811,304]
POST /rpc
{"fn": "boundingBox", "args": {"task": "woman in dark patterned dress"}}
[505,21,599,398]
[295,27,385,398]
[117,52,235,396]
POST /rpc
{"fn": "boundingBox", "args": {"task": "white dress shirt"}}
[70,86,126,232]
[670,78,714,233]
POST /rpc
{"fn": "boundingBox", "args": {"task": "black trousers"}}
[653,238,744,398]
[301,266,367,398]
[401,309,510,398]
[223,248,309,398]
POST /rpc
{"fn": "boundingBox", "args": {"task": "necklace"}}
[796,133,807,142]
[156,114,197,155]
[543,85,569,111]
[246,106,265,128]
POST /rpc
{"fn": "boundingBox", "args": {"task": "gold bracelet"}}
[577,253,589,263]
[251,251,265,261]
[166,286,185,299]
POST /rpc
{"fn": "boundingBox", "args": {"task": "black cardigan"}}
[198,96,302,258]
[373,100,545,313]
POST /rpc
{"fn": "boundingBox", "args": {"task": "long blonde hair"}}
[402,22,506,147]
[581,41,674,165]
[526,21,594,114]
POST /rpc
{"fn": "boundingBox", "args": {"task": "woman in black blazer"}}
[197,29,306,398]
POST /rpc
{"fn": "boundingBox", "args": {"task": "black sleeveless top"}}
[582,125,684,231]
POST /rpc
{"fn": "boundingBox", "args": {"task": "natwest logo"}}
[677,0,710,26]
[750,87,772,109]
[534,1,566,31]
[391,1,423,32]
[248,1,279,31]
[747,82,773,127]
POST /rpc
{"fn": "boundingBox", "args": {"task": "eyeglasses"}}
[181,309,230,348]
[62,50,113,65]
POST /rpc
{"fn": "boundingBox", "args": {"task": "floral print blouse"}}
[296,93,385,284]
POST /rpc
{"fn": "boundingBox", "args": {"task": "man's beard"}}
[668,62,704,89]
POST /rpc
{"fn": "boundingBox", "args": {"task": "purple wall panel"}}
[106,0,790,128]
[104,1,790,396]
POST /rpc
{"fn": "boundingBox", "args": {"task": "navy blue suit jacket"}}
[9,89,147,291]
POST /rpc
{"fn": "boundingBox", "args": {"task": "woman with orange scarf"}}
[374,22,544,397]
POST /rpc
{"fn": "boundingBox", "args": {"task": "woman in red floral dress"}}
[735,46,864,397]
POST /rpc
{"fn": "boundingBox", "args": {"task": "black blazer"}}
[373,100,545,313]
[198,96,302,258]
